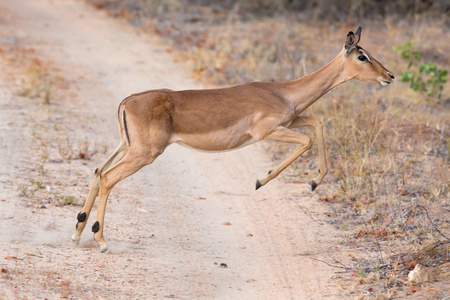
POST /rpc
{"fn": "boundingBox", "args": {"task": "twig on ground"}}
[416,204,450,241]
[306,257,352,270]
[289,198,324,225]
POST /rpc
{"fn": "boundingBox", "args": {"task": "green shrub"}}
[394,41,447,102]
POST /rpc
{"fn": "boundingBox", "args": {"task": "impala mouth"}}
[380,74,395,86]
[380,80,392,86]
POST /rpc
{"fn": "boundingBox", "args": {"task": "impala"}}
[72,27,394,252]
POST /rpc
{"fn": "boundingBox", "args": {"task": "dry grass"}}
[80,1,450,297]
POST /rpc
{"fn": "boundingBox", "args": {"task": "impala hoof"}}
[311,180,318,191]
[95,238,108,253]
[71,234,80,245]
[255,179,262,190]
[100,245,108,253]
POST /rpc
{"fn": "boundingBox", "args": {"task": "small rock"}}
[408,264,433,283]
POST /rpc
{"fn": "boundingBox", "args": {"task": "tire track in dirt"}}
[0,1,345,298]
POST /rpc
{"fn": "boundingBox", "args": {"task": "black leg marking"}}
[92,221,100,233]
[76,222,79,229]
[94,168,98,175]
[77,212,87,222]
[268,169,272,175]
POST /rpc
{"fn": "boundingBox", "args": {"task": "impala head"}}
[343,26,394,86]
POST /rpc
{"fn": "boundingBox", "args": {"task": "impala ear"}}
[345,26,362,54]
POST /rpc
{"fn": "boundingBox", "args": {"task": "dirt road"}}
[0,1,344,298]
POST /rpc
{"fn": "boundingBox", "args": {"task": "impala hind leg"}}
[288,116,328,191]
[93,150,161,252]
[256,127,312,190]
[71,141,128,244]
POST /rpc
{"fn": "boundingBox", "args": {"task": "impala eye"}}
[358,55,368,62]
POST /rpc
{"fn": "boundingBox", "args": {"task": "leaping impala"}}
[72,27,394,252]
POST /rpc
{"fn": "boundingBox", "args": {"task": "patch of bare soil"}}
[0,0,349,299]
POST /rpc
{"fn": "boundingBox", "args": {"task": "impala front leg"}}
[288,116,328,191]
[256,127,312,190]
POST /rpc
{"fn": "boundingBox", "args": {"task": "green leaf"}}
[439,70,448,83]
[401,72,412,82]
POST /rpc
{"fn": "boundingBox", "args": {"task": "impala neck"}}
[282,51,349,114]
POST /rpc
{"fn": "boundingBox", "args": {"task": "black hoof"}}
[311,180,318,191]
[255,180,262,190]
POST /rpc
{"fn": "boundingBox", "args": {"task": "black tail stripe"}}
[123,108,130,145]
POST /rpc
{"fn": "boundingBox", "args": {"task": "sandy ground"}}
[0,0,346,299]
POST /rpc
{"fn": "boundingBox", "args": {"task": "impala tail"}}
[118,101,131,146]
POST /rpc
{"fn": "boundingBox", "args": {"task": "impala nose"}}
[380,73,394,86]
